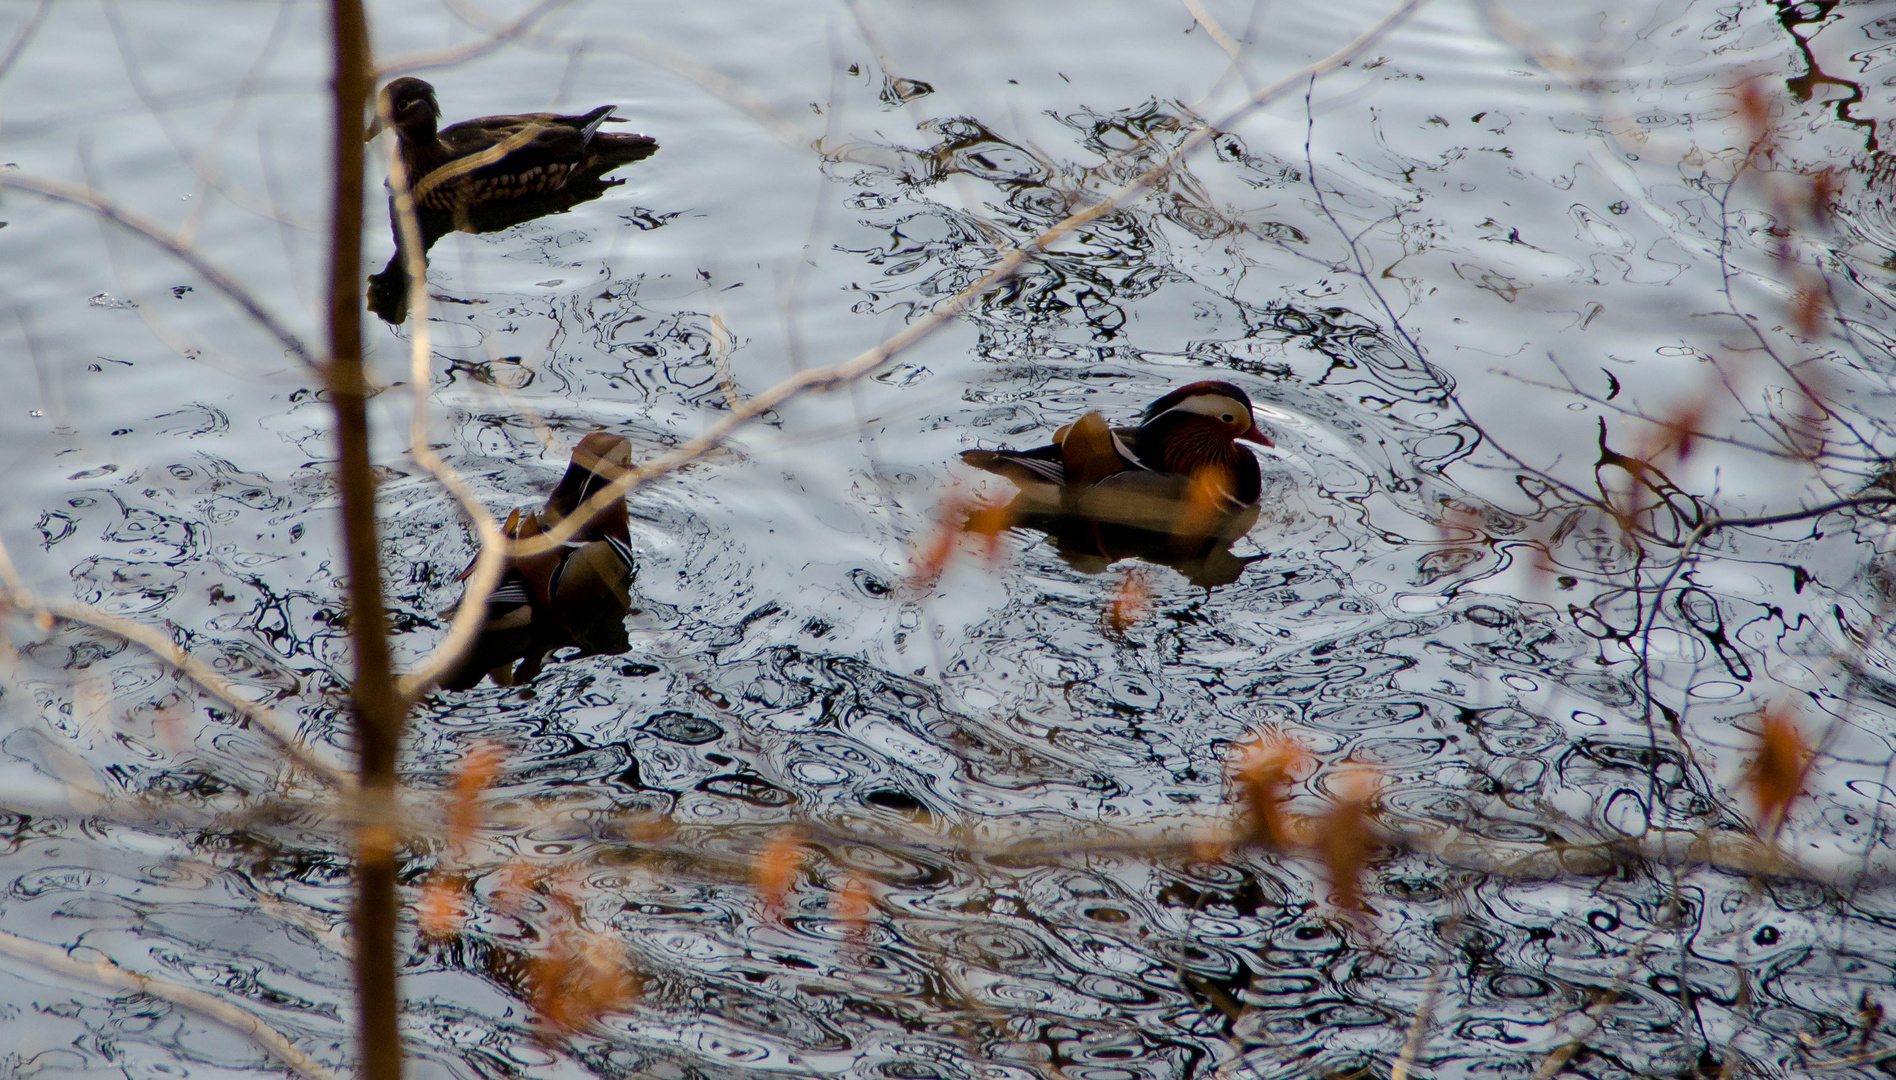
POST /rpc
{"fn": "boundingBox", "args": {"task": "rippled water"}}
[4,0,1896,1077]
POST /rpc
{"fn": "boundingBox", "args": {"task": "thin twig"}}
[376,0,571,76]
[0,928,343,1080]
[0,174,318,370]
[374,102,509,707]
[0,524,349,790]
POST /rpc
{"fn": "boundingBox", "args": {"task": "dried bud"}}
[1314,767,1381,917]
[963,498,1018,565]
[753,829,807,919]
[911,488,972,590]
[446,742,504,860]
[418,876,468,940]
[530,931,641,1035]
[1104,568,1153,636]
[1230,732,1310,848]
[1747,704,1812,838]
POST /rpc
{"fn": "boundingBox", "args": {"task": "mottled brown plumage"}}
[370,77,658,212]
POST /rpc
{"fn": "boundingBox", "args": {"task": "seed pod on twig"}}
[1314,767,1381,919]
[753,828,808,920]
[1229,732,1310,849]
[1746,703,1812,839]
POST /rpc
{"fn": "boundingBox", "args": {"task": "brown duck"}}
[368,77,658,212]
[440,433,638,690]
[961,380,1273,537]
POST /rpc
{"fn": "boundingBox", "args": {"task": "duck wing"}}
[960,443,1067,486]
[439,105,618,163]
[961,423,1146,488]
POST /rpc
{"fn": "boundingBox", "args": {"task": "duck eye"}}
[1221,413,1234,422]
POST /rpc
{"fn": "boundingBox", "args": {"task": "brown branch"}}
[25,597,352,790]
[325,1,404,1077]
[0,527,348,788]
[371,103,509,706]
[0,174,318,370]
[376,0,571,76]
[0,928,343,1080]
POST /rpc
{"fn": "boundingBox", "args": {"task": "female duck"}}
[368,77,658,212]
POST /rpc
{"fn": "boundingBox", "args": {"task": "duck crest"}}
[1142,379,1254,423]
[544,432,632,543]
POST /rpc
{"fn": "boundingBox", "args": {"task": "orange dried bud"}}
[529,931,641,1035]
[1104,568,1153,636]
[1230,732,1310,848]
[491,859,543,915]
[910,489,971,590]
[1733,78,1775,158]
[418,875,468,940]
[1747,704,1812,838]
[1792,285,1826,337]
[753,829,807,919]
[1651,396,1711,464]
[1806,168,1842,224]
[1174,464,1234,541]
[1314,767,1380,916]
[963,498,1017,564]
[835,875,876,937]
[446,742,504,859]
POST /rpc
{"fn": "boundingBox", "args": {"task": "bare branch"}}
[376,0,571,76]
[372,115,509,706]
[0,174,318,370]
[0,527,350,790]
[0,929,343,1080]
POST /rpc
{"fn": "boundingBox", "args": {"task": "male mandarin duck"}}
[440,433,638,691]
[961,381,1274,540]
[367,77,658,212]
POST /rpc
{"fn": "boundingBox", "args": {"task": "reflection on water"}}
[3,0,1896,1077]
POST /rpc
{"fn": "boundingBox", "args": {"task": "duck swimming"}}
[440,433,637,691]
[961,380,1273,535]
[368,77,658,212]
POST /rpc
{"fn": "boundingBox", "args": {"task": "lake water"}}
[3,0,1896,1077]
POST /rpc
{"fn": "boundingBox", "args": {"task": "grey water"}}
[3,0,1896,1077]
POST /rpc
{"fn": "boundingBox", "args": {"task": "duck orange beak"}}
[1237,424,1273,448]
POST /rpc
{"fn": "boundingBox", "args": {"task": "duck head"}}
[543,432,633,540]
[1141,380,1272,446]
[366,77,442,142]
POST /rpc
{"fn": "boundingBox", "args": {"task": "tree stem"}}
[326,2,404,1077]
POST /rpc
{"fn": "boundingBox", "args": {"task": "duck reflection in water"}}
[439,434,638,690]
[960,381,1274,588]
[364,77,660,324]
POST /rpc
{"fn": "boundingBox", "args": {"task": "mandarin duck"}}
[959,381,1275,586]
[962,381,1273,535]
[440,433,638,691]
[368,77,658,213]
